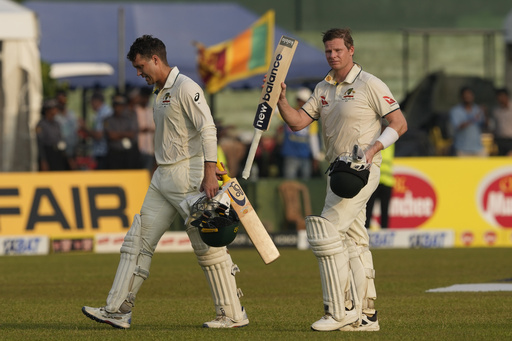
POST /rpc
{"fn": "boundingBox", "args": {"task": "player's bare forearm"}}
[200,161,219,199]
[277,82,313,131]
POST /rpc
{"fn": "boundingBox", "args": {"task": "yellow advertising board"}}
[390,157,512,247]
[0,170,149,237]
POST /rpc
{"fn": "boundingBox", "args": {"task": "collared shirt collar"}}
[324,63,362,86]
[153,67,180,94]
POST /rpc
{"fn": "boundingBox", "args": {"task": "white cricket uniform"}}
[302,64,400,321]
[140,66,217,253]
[302,63,400,245]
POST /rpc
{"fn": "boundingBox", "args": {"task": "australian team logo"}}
[342,88,355,102]
[162,92,171,105]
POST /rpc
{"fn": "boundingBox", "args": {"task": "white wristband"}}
[376,126,399,149]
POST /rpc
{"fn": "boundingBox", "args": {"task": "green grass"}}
[2,248,512,340]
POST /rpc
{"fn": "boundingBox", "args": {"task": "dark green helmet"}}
[191,203,240,247]
[329,155,370,199]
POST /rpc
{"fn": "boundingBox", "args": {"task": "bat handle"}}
[216,160,231,183]
[242,129,263,179]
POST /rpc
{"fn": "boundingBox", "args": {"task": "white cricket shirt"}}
[152,67,217,166]
[302,63,400,166]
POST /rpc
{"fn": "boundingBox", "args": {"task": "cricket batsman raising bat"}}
[218,161,280,264]
[242,35,298,179]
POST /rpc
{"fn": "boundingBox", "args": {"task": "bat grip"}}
[216,160,231,183]
[242,129,263,179]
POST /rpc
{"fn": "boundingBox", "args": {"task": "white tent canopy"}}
[0,0,42,172]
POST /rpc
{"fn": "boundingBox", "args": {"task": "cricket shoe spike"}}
[311,309,358,331]
[202,306,249,328]
[339,311,380,332]
[82,306,131,329]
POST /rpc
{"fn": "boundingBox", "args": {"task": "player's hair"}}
[322,28,354,49]
[127,35,169,66]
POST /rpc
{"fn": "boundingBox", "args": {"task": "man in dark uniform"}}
[36,99,70,171]
[103,94,140,169]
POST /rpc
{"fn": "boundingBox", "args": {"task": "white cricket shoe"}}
[311,309,358,331]
[203,307,249,328]
[339,311,380,331]
[82,306,131,329]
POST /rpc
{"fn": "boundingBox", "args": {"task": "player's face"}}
[132,54,157,85]
[324,38,354,73]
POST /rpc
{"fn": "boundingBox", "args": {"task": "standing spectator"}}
[491,88,512,156]
[103,94,140,169]
[449,86,487,156]
[55,89,79,169]
[276,28,407,331]
[365,126,395,229]
[135,87,156,174]
[36,99,70,171]
[80,91,113,169]
[277,87,323,180]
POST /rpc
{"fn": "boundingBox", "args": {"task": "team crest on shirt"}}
[162,92,171,105]
[342,88,356,102]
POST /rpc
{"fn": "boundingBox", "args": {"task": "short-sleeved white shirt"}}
[152,67,217,166]
[302,63,400,167]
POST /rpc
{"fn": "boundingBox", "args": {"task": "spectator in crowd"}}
[103,94,140,169]
[55,90,79,169]
[277,87,324,180]
[80,91,113,169]
[449,86,487,156]
[491,88,512,156]
[365,121,395,229]
[134,87,156,174]
[36,99,70,171]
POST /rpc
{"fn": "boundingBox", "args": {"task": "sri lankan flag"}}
[195,10,275,94]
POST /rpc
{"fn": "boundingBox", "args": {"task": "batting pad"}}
[187,225,245,322]
[306,215,350,321]
[106,214,152,313]
[357,245,377,315]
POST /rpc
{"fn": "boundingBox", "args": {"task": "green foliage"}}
[1,248,512,340]
[40,60,58,99]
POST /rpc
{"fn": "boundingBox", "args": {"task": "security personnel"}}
[36,99,70,171]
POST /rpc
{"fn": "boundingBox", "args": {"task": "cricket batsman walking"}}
[277,28,407,331]
[82,35,248,329]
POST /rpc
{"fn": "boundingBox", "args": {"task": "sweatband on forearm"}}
[376,126,399,149]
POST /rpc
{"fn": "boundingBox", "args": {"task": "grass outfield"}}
[2,248,512,340]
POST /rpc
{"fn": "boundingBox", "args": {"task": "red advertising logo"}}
[388,166,437,228]
[477,166,512,228]
[483,230,497,245]
[461,231,474,246]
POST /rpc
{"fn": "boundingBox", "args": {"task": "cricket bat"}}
[242,35,298,180]
[217,161,280,264]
